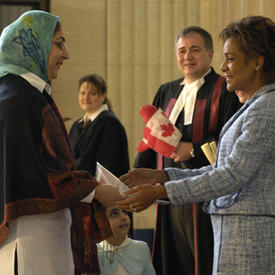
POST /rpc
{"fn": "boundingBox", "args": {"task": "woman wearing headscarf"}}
[0,10,121,275]
[118,15,275,275]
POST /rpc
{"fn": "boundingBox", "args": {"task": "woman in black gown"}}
[69,73,130,178]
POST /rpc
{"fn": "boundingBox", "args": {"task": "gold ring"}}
[129,204,137,212]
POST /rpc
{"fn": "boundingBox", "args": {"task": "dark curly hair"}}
[219,16,275,84]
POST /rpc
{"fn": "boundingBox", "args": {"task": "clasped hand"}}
[117,168,168,212]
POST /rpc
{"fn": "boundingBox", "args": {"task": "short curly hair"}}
[219,16,275,84]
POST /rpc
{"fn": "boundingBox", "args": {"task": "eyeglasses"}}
[51,40,66,51]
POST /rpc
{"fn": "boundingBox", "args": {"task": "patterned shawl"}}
[0,10,111,274]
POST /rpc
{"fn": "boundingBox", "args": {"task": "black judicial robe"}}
[69,110,129,178]
[135,68,242,275]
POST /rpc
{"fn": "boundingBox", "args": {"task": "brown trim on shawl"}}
[41,93,112,274]
[71,201,112,275]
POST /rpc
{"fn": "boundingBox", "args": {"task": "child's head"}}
[106,205,130,244]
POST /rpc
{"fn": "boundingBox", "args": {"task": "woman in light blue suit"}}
[117,16,275,275]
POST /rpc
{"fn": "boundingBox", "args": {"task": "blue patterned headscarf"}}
[0,10,59,82]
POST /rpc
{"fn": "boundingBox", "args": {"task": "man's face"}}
[176,33,213,83]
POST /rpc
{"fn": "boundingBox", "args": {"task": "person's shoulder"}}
[158,77,184,90]
[70,118,82,129]
[97,110,124,126]
[0,73,23,85]
[254,84,275,111]
[0,73,45,110]
[205,67,224,83]
[154,77,184,104]
[99,109,116,119]
[0,73,38,95]
[128,238,150,250]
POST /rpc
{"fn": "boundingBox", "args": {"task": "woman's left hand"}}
[116,184,167,212]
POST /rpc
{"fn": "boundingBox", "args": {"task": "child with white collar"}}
[97,206,156,275]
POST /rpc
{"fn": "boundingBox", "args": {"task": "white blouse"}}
[0,208,74,275]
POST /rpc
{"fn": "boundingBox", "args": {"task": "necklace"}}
[101,236,129,265]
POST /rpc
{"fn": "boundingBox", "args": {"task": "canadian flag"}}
[136,105,182,158]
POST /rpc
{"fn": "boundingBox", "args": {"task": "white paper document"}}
[95,162,169,205]
[95,162,129,194]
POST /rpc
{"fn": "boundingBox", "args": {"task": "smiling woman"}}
[220,38,264,103]
[118,15,275,275]
[69,73,130,179]
[0,10,122,275]
[219,16,275,104]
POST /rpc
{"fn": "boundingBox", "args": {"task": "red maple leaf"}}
[160,123,174,137]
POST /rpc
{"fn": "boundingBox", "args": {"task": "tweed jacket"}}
[165,82,275,217]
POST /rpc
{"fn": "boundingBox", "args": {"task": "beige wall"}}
[51,0,275,170]
[50,0,107,125]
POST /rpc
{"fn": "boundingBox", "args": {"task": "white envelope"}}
[95,162,129,194]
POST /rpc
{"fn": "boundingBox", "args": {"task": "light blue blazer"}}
[165,82,275,274]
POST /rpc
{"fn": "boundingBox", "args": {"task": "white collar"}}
[79,104,109,123]
[20,72,52,95]
[100,236,130,251]
[169,68,211,125]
